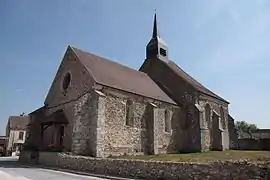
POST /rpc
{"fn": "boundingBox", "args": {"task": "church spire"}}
[152,12,160,38]
[146,12,169,62]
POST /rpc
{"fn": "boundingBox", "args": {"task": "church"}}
[25,14,233,157]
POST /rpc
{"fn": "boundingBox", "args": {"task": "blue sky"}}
[1,0,270,135]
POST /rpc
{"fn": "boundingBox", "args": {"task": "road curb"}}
[20,163,137,180]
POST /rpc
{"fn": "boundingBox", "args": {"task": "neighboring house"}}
[6,115,29,156]
[25,14,233,157]
[0,136,8,156]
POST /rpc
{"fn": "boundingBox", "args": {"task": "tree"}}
[235,121,258,138]
[235,121,258,132]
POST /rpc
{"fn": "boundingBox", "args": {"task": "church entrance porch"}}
[40,109,68,151]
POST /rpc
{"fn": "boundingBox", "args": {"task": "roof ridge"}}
[69,46,176,105]
[70,46,150,77]
[69,46,99,84]
[167,60,228,103]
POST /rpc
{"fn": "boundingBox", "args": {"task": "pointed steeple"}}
[152,12,160,38]
[146,12,169,62]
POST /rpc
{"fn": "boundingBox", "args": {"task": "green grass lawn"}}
[110,150,270,162]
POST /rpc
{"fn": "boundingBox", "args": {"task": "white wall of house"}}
[7,130,26,152]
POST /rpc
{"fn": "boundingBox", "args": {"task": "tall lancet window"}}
[205,104,211,129]
[126,100,134,127]
[220,107,226,130]
[164,109,171,132]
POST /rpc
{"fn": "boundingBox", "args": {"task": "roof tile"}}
[8,116,30,130]
[71,46,176,105]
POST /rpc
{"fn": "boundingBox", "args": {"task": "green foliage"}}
[235,121,258,133]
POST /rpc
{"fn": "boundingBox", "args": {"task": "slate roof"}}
[70,46,176,105]
[167,61,228,103]
[7,116,30,130]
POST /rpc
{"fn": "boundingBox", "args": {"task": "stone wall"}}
[140,58,232,153]
[72,92,97,156]
[101,87,183,157]
[198,97,230,151]
[27,46,96,151]
[228,115,238,149]
[238,138,270,150]
[19,152,270,180]
[140,59,203,152]
[71,90,106,157]
[44,46,95,107]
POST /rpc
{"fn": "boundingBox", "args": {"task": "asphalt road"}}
[0,156,109,180]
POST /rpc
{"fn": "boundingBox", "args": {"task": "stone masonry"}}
[19,152,270,180]
[140,57,230,152]
[96,87,181,157]
[25,14,234,158]
[72,90,106,157]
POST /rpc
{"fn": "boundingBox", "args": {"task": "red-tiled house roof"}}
[71,46,176,105]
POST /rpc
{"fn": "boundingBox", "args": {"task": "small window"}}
[126,100,134,127]
[18,131,24,140]
[160,48,167,56]
[164,109,171,132]
[62,73,71,90]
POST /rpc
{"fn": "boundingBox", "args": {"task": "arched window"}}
[164,109,171,132]
[62,73,71,90]
[126,100,134,127]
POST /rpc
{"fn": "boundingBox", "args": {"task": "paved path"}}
[0,156,109,180]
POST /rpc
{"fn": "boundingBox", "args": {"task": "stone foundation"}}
[19,151,270,180]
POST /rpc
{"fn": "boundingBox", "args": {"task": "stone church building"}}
[26,14,232,157]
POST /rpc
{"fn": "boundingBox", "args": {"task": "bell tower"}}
[146,13,169,63]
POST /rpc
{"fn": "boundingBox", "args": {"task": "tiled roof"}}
[7,116,30,130]
[71,46,176,105]
[167,61,228,103]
